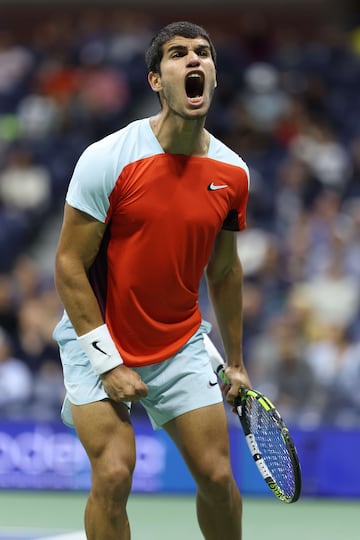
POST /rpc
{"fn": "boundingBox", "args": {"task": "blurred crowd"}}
[1,9,360,427]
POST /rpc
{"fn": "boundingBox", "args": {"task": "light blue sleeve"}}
[209,135,250,188]
[66,139,118,223]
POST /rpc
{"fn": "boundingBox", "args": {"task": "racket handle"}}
[203,334,246,402]
[203,334,228,381]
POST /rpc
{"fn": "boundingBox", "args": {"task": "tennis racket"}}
[204,336,301,503]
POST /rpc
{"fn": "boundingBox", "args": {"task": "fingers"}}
[132,381,148,400]
[106,381,148,402]
[222,365,252,407]
[101,366,148,402]
[226,386,240,406]
[221,381,238,406]
[121,378,148,401]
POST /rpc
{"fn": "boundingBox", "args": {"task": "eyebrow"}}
[166,43,211,55]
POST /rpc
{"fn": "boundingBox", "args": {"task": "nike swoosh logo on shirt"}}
[207,182,228,191]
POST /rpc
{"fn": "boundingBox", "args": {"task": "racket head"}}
[235,388,302,503]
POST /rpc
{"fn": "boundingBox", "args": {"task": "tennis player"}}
[53,21,251,539]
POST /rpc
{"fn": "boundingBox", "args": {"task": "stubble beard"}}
[162,86,214,122]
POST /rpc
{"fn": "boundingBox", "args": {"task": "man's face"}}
[149,35,217,119]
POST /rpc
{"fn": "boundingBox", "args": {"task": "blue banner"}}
[0,419,359,497]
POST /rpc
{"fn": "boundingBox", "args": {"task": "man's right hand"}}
[100,364,148,402]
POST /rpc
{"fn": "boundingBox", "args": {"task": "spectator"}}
[240,62,290,133]
[289,119,351,195]
[288,254,360,336]
[0,30,35,114]
[0,145,51,215]
[248,314,318,426]
[305,325,360,427]
[0,327,33,417]
[30,359,65,420]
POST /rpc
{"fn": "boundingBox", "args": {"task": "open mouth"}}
[185,72,204,102]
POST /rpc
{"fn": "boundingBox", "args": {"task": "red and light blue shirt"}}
[65,118,249,366]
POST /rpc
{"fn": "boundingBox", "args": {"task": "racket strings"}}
[244,397,296,498]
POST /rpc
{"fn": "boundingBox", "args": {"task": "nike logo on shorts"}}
[208,380,218,387]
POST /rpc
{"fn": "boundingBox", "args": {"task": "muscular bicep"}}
[206,229,240,283]
[55,202,107,273]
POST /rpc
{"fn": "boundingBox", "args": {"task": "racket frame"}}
[215,364,302,503]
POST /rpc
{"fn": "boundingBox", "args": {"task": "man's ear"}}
[148,72,162,92]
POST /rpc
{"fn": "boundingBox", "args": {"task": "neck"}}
[150,112,209,157]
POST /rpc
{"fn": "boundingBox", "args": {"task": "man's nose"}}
[187,50,200,65]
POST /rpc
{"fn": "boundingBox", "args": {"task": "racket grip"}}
[203,334,228,382]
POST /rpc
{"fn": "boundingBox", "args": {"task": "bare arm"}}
[205,229,251,404]
[55,203,106,334]
[54,202,147,401]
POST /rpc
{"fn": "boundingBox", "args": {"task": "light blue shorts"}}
[53,315,222,429]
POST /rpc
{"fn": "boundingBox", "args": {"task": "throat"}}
[150,115,209,156]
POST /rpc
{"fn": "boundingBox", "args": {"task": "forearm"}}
[55,255,104,336]
[53,204,128,378]
[55,256,126,375]
[206,257,244,368]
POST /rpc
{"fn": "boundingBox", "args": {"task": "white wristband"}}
[77,324,123,375]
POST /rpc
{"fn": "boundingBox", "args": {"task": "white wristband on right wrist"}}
[77,323,123,375]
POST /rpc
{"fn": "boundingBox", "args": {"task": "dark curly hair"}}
[145,21,216,74]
